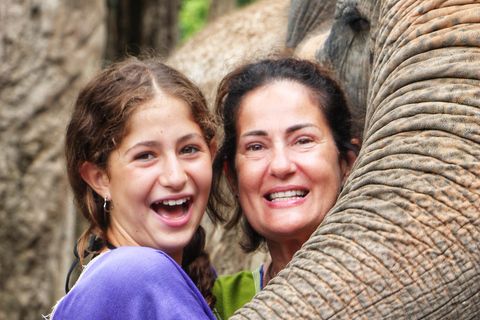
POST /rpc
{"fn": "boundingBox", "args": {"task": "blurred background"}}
[0,0,290,318]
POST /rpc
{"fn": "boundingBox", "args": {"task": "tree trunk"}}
[0,1,106,319]
[105,0,180,61]
[208,0,236,22]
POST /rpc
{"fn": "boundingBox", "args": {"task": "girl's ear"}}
[223,161,238,195]
[80,162,110,198]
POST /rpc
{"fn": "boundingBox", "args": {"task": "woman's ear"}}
[341,138,360,187]
[80,162,110,198]
[209,140,217,163]
[223,161,238,195]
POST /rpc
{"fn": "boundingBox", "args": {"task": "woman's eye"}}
[181,146,199,155]
[135,152,155,160]
[295,138,313,145]
[246,144,264,151]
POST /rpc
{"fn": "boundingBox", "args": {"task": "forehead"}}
[124,93,196,133]
[136,91,192,117]
[237,80,323,124]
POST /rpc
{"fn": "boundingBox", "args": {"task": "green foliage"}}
[237,0,256,7]
[179,0,259,43]
[179,0,210,43]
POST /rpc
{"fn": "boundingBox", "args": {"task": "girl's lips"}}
[150,196,193,227]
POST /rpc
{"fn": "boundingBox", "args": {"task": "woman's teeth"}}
[268,190,307,202]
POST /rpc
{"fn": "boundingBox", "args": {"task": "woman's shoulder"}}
[213,268,261,320]
[215,269,256,285]
[216,264,262,285]
[213,268,260,301]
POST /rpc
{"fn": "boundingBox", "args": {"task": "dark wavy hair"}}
[208,55,358,253]
[65,56,219,307]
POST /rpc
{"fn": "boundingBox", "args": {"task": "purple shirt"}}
[50,246,216,320]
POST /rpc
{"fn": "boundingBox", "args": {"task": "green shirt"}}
[213,267,262,320]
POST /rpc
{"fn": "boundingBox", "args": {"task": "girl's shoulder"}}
[49,246,216,320]
[98,246,178,272]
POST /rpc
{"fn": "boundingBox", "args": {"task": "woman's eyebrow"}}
[286,123,317,134]
[240,130,267,138]
[240,124,318,138]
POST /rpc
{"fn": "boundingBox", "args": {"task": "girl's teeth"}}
[154,197,190,220]
[162,196,190,206]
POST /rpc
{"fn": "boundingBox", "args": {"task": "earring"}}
[103,195,109,212]
[235,194,239,199]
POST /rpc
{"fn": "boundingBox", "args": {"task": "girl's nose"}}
[158,156,188,190]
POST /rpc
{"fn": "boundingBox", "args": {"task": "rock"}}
[0,1,106,319]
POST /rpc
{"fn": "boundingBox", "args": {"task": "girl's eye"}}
[135,152,155,160]
[246,144,264,151]
[181,146,199,155]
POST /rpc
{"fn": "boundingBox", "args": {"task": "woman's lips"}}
[265,190,308,202]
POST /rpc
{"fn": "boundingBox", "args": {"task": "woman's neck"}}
[263,239,303,286]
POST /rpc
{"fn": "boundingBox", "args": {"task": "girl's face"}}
[100,93,213,264]
[231,80,352,247]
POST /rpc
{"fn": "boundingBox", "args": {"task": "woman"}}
[209,56,359,319]
[48,57,220,319]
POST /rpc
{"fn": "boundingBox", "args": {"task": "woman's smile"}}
[266,189,308,202]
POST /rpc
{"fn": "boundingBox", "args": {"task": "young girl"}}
[48,57,220,319]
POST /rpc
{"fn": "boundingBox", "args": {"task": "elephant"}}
[229,0,480,319]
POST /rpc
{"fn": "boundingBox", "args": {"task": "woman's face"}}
[232,80,350,246]
[103,93,213,264]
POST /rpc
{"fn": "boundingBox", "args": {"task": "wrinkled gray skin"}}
[231,0,480,319]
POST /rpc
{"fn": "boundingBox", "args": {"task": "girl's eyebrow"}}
[177,132,204,144]
[125,133,204,155]
[240,123,317,138]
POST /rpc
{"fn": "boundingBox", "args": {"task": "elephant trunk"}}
[232,1,480,319]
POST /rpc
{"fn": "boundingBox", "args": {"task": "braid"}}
[182,226,217,309]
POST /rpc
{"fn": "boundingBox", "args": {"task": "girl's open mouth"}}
[151,196,191,220]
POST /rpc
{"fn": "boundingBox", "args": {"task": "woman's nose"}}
[158,156,188,190]
[268,147,296,178]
